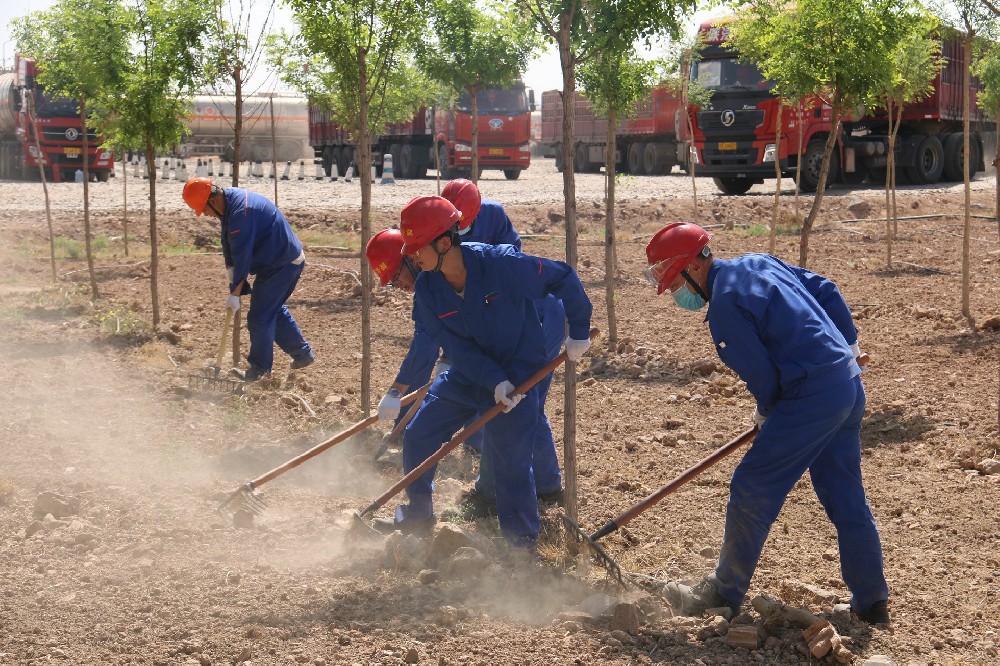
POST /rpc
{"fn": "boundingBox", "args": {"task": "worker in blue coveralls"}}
[441,179,567,513]
[372,195,592,550]
[182,178,313,382]
[643,222,890,625]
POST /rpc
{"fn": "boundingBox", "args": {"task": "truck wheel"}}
[97,170,110,182]
[799,140,839,192]
[388,143,402,177]
[628,143,645,175]
[503,168,520,180]
[943,132,980,181]
[399,145,414,179]
[906,134,944,184]
[643,143,671,175]
[574,143,588,172]
[712,177,754,195]
[321,147,334,177]
[554,144,564,172]
[437,144,454,179]
[334,147,348,177]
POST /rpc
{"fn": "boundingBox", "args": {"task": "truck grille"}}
[696,109,764,134]
[40,126,98,144]
[702,146,758,167]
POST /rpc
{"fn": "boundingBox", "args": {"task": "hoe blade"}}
[561,513,626,588]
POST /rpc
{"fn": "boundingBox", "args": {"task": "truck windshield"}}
[690,58,774,93]
[457,88,528,115]
[34,91,79,118]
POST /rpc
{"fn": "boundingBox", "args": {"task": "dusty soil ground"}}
[0,160,998,665]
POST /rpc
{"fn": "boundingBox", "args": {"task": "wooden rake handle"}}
[590,426,758,541]
[215,308,234,370]
[358,327,600,519]
[248,382,432,490]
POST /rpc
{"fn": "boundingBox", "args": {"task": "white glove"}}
[850,342,867,372]
[433,360,451,379]
[752,407,766,427]
[494,380,523,413]
[377,389,401,421]
[226,294,241,312]
[227,266,234,284]
[564,336,591,362]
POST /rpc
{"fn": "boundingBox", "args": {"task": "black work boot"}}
[289,353,315,370]
[663,578,739,617]
[458,489,496,519]
[856,600,890,625]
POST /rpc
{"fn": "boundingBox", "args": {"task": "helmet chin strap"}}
[403,256,419,281]
[430,240,448,272]
[681,269,709,302]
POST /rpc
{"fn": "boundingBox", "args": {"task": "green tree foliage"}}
[578,51,657,346]
[729,0,918,267]
[12,0,131,299]
[277,0,429,412]
[417,0,539,183]
[104,0,210,326]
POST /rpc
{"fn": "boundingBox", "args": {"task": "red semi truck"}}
[309,80,534,180]
[539,86,690,175]
[690,19,991,195]
[0,55,113,182]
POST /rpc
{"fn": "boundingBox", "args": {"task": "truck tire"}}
[628,143,645,175]
[574,143,589,173]
[503,168,520,180]
[554,144,563,172]
[399,144,415,179]
[321,146,334,177]
[943,132,980,182]
[906,134,944,184]
[799,140,839,192]
[643,143,672,175]
[388,143,402,178]
[712,176,754,195]
[437,144,454,179]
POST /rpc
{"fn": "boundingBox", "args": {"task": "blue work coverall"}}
[400,243,591,547]
[221,188,312,374]
[703,254,888,617]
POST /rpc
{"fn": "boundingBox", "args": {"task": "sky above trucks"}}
[0,1,724,100]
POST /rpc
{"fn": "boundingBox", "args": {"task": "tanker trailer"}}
[0,72,27,180]
[183,94,310,163]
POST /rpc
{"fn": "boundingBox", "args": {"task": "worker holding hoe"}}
[182,177,313,382]
[373,195,591,552]
[642,222,890,624]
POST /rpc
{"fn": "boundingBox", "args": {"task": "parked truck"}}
[690,19,992,195]
[309,80,534,180]
[182,94,310,163]
[0,55,114,182]
[539,86,690,175]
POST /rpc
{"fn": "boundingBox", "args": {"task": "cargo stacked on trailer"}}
[309,80,534,180]
[539,86,689,175]
[690,18,992,195]
[0,55,113,182]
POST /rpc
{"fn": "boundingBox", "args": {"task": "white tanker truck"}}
[181,94,310,164]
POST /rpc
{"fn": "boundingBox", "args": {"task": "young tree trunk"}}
[26,91,56,282]
[885,99,894,269]
[358,54,373,415]
[794,104,803,225]
[470,84,480,184]
[604,106,618,346]
[769,102,782,255]
[891,104,902,241]
[684,81,698,218]
[270,95,278,205]
[232,66,243,187]
[122,149,129,258]
[799,104,843,268]
[145,135,161,326]
[80,97,99,299]
[961,34,973,325]
[557,13,579,523]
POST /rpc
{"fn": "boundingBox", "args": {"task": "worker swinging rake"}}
[351,328,600,534]
[567,353,872,587]
[217,381,432,518]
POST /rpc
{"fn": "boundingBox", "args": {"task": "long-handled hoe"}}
[350,328,600,537]
[217,381,432,519]
[567,353,871,587]
[371,383,429,462]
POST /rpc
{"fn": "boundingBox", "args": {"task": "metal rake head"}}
[188,371,244,394]
[218,483,266,517]
[561,513,626,587]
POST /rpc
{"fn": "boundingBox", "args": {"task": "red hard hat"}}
[366,229,405,285]
[644,222,712,295]
[399,196,460,255]
[182,177,213,216]
[441,178,481,231]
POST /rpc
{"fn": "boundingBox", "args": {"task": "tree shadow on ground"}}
[862,410,935,449]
